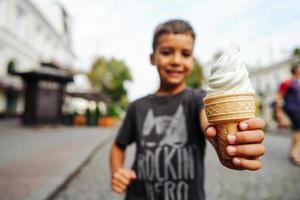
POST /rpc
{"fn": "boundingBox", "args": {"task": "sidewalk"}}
[0,123,116,200]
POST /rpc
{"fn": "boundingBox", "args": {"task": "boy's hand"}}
[205,117,266,171]
[111,168,137,194]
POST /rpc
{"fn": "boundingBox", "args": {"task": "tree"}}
[87,57,132,108]
[293,48,300,57]
[186,59,204,88]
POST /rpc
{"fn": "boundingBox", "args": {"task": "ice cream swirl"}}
[207,47,254,96]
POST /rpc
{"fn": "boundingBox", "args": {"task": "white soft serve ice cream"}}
[207,47,254,96]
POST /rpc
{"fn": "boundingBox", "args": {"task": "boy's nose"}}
[170,54,181,66]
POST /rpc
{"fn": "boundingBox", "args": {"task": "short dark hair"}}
[291,64,300,75]
[152,19,196,52]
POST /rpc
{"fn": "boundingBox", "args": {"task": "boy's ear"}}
[150,53,155,65]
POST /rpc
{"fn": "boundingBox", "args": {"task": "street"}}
[51,132,300,200]
[0,122,114,200]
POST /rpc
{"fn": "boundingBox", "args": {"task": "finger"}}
[239,117,265,131]
[112,184,126,194]
[112,178,127,191]
[227,130,264,144]
[232,157,262,171]
[113,172,130,186]
[120,169,136,181]
[227,144,266,157]
[128,170,137,180]
[205,125,217,138]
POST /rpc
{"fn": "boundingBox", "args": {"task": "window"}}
[14,6,26,39]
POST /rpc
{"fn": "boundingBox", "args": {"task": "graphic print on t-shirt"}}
[141,104,187,148]
[137,104,197,200]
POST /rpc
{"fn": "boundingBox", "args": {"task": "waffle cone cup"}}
[203,93,256,159]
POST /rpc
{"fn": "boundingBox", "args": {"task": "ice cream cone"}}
[203,93,256,159]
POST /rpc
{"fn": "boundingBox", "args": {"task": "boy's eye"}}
[182,50,192,57]
[159,48,173,56]
[160,50,171,56]
[162,52,170,56]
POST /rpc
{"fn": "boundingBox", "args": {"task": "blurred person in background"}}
[275,64,300,166]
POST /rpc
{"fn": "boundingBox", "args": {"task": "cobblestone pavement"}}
[50,131,133,200]
[52,133,300,200]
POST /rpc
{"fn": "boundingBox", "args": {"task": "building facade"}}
[249,56,300,130]
[0,0,74,117]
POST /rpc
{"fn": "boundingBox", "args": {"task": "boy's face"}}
[151,33,194,87]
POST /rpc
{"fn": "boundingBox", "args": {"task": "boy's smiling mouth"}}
[165,68,184,77]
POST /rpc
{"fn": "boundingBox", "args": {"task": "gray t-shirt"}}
[116,88,206,200]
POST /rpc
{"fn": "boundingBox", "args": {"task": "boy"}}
[110,19,265,200]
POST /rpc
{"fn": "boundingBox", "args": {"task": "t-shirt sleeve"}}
[279,79,292,97]
[115,103,136,149]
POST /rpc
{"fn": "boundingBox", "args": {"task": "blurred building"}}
[0,0,75,117]
[249,56,300,130]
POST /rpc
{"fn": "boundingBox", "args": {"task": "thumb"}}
[205,125,217,139]
[128,170,137,180]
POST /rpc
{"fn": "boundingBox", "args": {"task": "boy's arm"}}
[200,109,266,170]
[110,143,126,174]
[110,143,136,194]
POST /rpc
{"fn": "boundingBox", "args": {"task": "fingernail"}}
[207,126,215,132]
[240,123,248,130]
[233,158,241,166]
[227,134,236,144]
[227,146,236,155]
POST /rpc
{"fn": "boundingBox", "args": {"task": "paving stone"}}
[52,133,300,200]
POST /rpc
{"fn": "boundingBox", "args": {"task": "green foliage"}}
[107,104,122,118]
[85,107,97,126]
[7,61,16,74]
[118,95,130,110]
[87,57,132,107]
[95,106,101,118]
[186,59,204,88]
[293,48,300,57]
[85,108,91,119]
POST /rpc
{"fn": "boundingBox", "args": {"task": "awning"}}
[13,66,73,83]
[0,76,23,91]
[66,89,110,102]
